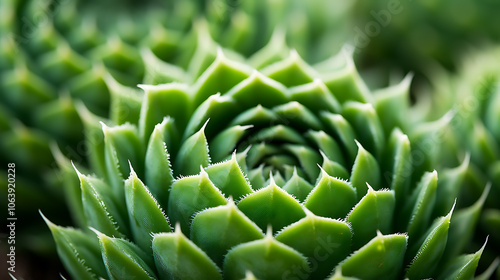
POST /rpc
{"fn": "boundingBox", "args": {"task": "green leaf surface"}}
[125,167,172,254]
[153,225,223,280]
[336,232,407,280]
[190,198,264,266]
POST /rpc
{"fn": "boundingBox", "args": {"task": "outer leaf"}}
[438,238,487,280]
[144,119,175,208]
[276,210,352,279]
[42,213,107,280]
[167,169,227,233]
[93,229,156,280]
[405,205,454,279]
[153,224,223,280]
[346,186,395,249]
[125,167,172,254]
[190,198,264,266]
[336,232,408,280]
[78,170,128,238]
[138,83,191,143]
[223,230,310,280]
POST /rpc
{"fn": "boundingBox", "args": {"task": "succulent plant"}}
[420,45,500,279]
[0,0,352,269]
[42,48,491,280]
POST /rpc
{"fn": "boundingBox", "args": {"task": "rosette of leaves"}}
[420,46,500,278]
[0,0,352,266]
[43,48,490,280]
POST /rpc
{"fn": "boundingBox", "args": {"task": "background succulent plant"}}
[42,49,490,280]
[418,45,500,279]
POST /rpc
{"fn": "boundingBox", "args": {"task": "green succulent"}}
[421,45,500,278]
[0,0,352,266]
[43,48,490,280]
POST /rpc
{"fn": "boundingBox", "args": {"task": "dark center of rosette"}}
[204,102,351,188]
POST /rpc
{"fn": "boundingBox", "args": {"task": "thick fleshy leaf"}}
[284,144,322,182]
[438,239,487,280]
[138,83,191,143]
[205,153,253,200]
[350,141,380,198]
[250,125,307,145]
[237,177,306,233]
[288,79,341,113]
[77,170,128,238]
[282,167,314,202]
[167,169,227,233]
[153,224,223,280]
[106,74,143,125]
[382,128,412,209]
[346,186,395,249]
[223,229,310,280]
[210,125,253,162]
[320,112,357,164]
[307,130,345,167]
[144,119,175,208]
[174,122,211,176]
[336,232,407,280]
[229,105,279,127]
[93,229,156,280]
[401,171,438,240]
[190,198,264,266]
[321,53,370,104]
[373,74,412,134]
[405,206,454,279]
[227,71,289,110]
[273,101,322,131]
[342,102,385,157]
[42,213,107,280]
[125,167,172,254]
[304,169,357,219]
[261,49,316,87]
[103,123,143,199]
[442,184,489,261]
[434,156,469,217]
[276,210,352,279]
[327,268,361,280]
[193,48,252,106]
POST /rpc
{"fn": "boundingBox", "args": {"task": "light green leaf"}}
[42,213,107,280]
[174,121,211,176]
[237,177,306,233]
[205,153,253,200]
[406,205,454,279]
[320,112,357,165]
[282,167,314,202]
[261,49,316,87]
[346,186,395,249]
[223,229,310,280]
[167,169,227,233]
[336,232,407,280]
[190,198,264,266]
[276,210,352,279]
[210,125,252,162]
[125,167,172,254]
[273,101,322,131]
[93,229,156,280]
[288,79,341,113]
[153,224,223,280]
[138,83,191,143]
[350,141,380,198]
[304,169,357,219]
[144,119,175,208]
